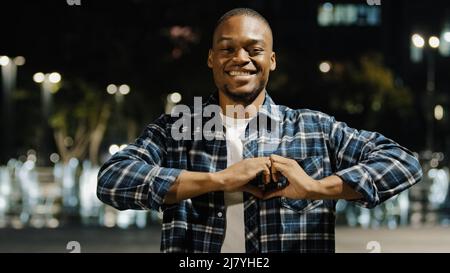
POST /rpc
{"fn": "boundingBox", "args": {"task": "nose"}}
[231,48,250,64]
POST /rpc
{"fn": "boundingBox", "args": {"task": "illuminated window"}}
[318,3,381,26]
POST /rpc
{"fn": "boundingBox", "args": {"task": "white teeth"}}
[229,71,252,76]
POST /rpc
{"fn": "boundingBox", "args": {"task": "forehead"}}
[213,15,272,45]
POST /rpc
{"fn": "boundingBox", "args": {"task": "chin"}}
[229,88,254,96]
[223,84,264,105]
[228,83,259,94]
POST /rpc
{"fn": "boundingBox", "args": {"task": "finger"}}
[241,185,263,199]
[264,158,272,184]
[257,157,271,167]
[263,188,285,200]
[273,172,282,183]
[271,160,278,182]
[263,166,271,184]
[272,161,290,176]
[270,154,290,164]
[265,158,272,168]
[257,157,271,184]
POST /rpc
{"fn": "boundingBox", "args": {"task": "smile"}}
[227,71,256,76]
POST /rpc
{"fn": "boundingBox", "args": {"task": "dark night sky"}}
[2,0,450,159]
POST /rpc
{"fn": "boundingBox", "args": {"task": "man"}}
[97,8,422,253]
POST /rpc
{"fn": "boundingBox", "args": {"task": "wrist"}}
[305,178,325,199]
[210,171,225,191]
[312,175,347,199]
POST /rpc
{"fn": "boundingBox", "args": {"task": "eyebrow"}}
[216,37,266,46]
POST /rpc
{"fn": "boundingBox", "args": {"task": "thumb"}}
[271,161,290,177]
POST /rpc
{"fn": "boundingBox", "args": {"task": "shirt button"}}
[217,212,223,217]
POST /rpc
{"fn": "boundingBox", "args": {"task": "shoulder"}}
[280,105,334,126]
[274,105,341,136]
[141,114,175,138]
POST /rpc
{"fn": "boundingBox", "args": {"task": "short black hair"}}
[213,8,272,42]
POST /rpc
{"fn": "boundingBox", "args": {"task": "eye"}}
[220,47,234,53]
[249,48,264,55]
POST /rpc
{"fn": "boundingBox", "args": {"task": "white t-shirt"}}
[220,113,250,253]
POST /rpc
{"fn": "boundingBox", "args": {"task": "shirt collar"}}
[205,91,282,124]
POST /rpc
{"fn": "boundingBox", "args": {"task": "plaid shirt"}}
[97,92,422,253]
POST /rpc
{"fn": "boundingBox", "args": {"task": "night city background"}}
[1,0,450,252]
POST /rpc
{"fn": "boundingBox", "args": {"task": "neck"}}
[218,89,266,119]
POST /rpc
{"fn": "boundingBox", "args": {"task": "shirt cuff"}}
[334,165,379,208]
[148,166,183,211]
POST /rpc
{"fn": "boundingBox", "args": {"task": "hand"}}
[264,154,320,200]
[213,157,272,198]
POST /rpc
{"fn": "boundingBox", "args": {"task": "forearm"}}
[164,170,222,204]
[308,175,363,200]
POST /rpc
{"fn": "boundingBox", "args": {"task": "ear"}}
[270,51,276,71]
[207,49,213,68]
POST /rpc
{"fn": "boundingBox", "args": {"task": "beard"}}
[221,79,266,106]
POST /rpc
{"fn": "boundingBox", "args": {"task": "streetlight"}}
[429,36,440,49]
[33,72,62,119]
[106,83,130,103]
[444,32,450,42]
[108,144,128,155]
[33,72,62,163]
[439,26,450,57]
[165,92,182,114]
[48,72,62,83]
[33,72,45,83]
[118,84,130,95]
[319,61,331,73]
[411,33,441,152]
[1,55,25,163]
[412,34,425,48]
[106,84,131,147]
[434,105,444,121]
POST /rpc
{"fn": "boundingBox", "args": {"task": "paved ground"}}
[0,226,162,253]
[336,226,450,253]
[1,225,449,253]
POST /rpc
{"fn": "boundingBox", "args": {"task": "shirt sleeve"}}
[97,114,183,212]
[322,114,423,208]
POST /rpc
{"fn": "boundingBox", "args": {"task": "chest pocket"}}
[280,156,324,213]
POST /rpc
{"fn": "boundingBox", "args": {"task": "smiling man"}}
[97,8,423,253]
[208,10,275,107]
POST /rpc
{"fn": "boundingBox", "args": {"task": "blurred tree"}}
[50,80,111,166]
[324,53,413,131]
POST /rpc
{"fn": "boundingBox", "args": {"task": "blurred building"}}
[1,0,450,230]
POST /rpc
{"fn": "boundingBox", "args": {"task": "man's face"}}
[208,15,276,105]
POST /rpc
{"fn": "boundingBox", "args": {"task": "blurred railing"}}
[336,151,450,228]
[0,158,160,229]
[1,153,449,229]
